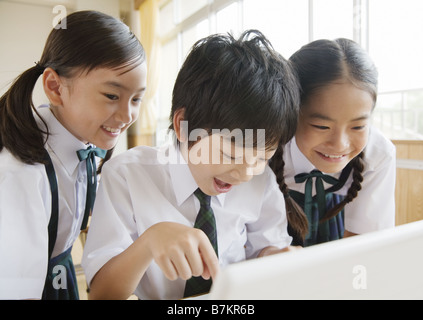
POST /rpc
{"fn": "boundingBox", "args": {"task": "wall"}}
[0,1,52,104]
[0,0,131,154]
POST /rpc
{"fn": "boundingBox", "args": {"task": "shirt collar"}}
[168,144,226,207]
[290,136,316,175]
[288,137,343,180]
[36,105,88,176]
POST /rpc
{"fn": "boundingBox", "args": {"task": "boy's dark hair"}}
[269,38,378,241]
[169,30,300,150]
[0,10,145,165]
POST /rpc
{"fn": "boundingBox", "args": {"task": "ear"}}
[173,108,188,143]
[42,67,64,107]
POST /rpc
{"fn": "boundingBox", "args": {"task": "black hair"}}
[292,38,378,105]
[269,38,378,241]
[169,30,300,150]
[0,10,145,165]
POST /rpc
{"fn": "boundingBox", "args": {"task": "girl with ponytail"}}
[270,38,396,247]
[0,11,147,299]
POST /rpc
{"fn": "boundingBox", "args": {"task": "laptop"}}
[208,220,423,299]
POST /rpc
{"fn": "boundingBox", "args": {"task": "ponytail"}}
[269,143,309,241]
[0,64,48,164]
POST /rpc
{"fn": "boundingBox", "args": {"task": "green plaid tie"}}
[183,188,218,297]
[76,146,106,231]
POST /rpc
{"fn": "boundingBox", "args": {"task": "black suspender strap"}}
[43,151,59,260]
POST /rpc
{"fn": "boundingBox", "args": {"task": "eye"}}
[311,124,330,130]
[222,152,236,160]
[132,97,142,104]
[352,125,367,130]
[104,93,118,101]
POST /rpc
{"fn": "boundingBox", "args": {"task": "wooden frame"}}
[134,0,146,10]
[392,140,423,225]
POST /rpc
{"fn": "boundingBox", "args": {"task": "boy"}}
[82,30,299,300]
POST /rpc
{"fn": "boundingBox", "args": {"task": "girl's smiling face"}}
[295,81,374,174]
[46,62,147,150]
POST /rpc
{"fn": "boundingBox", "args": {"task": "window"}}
[217,2,239,34]
[243,0,308,57]
[179,0,208,22]
[369,0,423,139]
[312,0,354,40]
[156,0,423,144]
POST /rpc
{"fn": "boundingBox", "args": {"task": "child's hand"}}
[142,222,220,281]
[258,245,302,257]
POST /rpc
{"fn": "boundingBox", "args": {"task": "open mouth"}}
[322,153,344,159]
[213,178,232,193]
[317,151,347,161]
[102,125,121,134]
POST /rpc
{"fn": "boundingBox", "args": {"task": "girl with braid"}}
[270,38,396,247]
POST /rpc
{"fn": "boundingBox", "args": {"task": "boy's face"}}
[183,134,277,196]
[295,81,373,174]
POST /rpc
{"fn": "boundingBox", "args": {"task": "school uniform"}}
[0,105,102,299]
[82,143,292,300]
[0,149,50,299]
[283,126,396,247]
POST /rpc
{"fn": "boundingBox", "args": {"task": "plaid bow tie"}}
[295,170,339,225]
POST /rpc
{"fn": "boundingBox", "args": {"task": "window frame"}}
[156,0,423,142]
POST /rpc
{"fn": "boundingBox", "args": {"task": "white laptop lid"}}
[209,220,423,300]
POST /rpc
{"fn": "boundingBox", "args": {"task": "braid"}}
[321,151,365,222]
[270,143,309,241]
[269,144,289,197]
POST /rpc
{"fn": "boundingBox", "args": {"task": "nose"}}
[328,129,350,151]
[115,101,133,125]
[230,167,253,183]
[230,160,265,183]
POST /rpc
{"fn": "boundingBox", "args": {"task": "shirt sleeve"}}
[82,161,138,287]
[0,163,50,300]
[344,135,396,234]
[244,166,293,258]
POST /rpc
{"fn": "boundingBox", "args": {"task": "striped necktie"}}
[183,188,218,297]
[76,146,106,231]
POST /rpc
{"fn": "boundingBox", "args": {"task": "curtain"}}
[136,0,160,143]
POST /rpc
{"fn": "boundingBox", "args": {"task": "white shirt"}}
[82,144,292,300]
[0,105,93,299]
[283,126,396,234]
[38,106,90,257]
[0,149,50,299]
